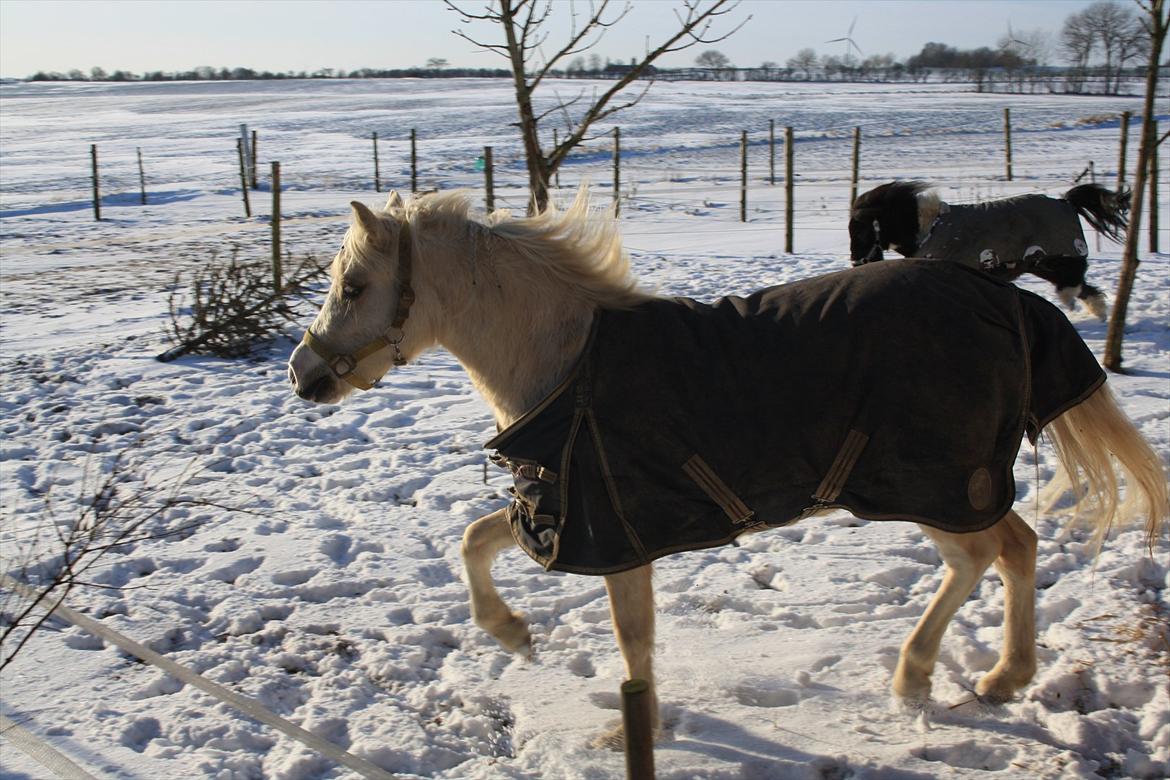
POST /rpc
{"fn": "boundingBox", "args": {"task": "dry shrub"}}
[166,248,325,359]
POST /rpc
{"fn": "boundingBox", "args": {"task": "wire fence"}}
[3,110,1164,257]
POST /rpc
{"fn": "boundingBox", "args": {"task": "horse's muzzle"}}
[288,344,346,404]
[853,245,884,266]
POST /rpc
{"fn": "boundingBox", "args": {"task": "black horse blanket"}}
[919,196,1089,269]
[486,260,1105,575]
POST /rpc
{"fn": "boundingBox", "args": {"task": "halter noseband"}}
[302,221,415,391]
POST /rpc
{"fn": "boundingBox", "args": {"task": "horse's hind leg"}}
[1077,281,1107,320]
[975,510,1038,703]
[893,523,1000,705]
[461,508,531,653]
[591,564,658,748]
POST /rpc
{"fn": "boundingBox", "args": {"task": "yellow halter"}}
[301,223,415,391]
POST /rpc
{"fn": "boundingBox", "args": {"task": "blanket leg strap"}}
[683,454,755,526]
[813,429,870,504]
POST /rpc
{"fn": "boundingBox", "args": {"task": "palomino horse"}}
[288,189,1166,745]
[848,181,1130,319]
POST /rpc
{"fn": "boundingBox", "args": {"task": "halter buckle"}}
[329,354,358,378]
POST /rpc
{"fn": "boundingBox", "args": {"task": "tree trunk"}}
[1102,0,1165,372]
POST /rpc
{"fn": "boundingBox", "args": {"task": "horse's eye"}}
[341,282,363,300]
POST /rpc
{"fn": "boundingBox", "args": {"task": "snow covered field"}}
[1,78,1167,779]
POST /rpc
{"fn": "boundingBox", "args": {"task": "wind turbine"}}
[1000,21,1030,56]
[826,17,864,64]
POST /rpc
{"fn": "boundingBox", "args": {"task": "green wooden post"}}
[621,679,655,780]
[484,145,494,213]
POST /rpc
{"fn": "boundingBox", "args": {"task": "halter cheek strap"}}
[302,222,415,391]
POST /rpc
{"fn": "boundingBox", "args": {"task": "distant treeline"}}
[28,66,515,82]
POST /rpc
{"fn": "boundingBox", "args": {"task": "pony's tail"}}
[1043,383,1168,555]
[1064,183,1131,243]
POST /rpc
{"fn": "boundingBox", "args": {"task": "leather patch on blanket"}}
[486,260,1105,575]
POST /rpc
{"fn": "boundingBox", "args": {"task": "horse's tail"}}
[1064,183,1131,243]
[1044,383,1168,554]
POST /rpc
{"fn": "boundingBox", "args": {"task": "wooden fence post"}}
[90,144,101,221]
[250,130,258,189]
[484,145,494,213]
[785,126,794,254]
[621,679,655,780]
[271,161,282,294]
[769,119,775,186]
[236,139,252,218]
[239,124,251,182]
[740,130,748,223]
[613,127,621,218]
[373,131,381,193]
[1118,111,1131,187]
[1003,107,1013,181]
[410,128,418,193]
[850,126,861,207]
[136,147,147,205]
[1150,121,1159,254]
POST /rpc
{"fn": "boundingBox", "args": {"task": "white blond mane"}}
[383,188,652,309]
[916,190,943,239]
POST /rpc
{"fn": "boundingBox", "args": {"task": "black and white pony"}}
[849,181,1130,319]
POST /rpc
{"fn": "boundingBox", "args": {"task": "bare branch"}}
[528,0,632,92]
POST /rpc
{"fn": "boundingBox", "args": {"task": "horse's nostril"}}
[301,375,332,402]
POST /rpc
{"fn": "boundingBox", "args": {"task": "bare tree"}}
[1104,0,1166,371]
[1063,1,1151,93]
[787,47,818,80]
[1062,9,1095,91]
[695,48,732,68]
[446,0,747,212]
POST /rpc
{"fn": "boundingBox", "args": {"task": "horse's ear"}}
[385,191,403,210]
[350,201,387,243]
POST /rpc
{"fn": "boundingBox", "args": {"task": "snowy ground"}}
[1,79,1167,780]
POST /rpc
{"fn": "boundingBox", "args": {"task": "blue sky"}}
[0,0,1103,78]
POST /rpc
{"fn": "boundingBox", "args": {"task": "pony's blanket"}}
[920,196,1089,267]
[486,260,1105,575]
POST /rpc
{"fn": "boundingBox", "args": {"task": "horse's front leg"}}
[591,564,658,749]
[461,508,531,653]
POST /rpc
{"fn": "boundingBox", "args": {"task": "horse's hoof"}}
[491,613,532,655]
[891,692,931,715]
[588,721,626,751]
[587,720,662,752]
[1084,294,1107,321]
